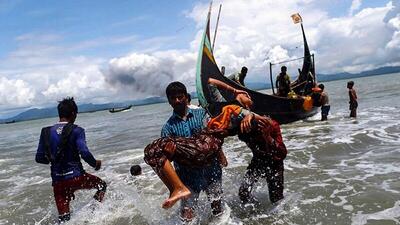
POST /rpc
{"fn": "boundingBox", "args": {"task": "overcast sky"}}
[0,0,399,118]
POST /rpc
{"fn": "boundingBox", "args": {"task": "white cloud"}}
[349,0,363,16]
[0,77,35,106]
[1,0,399,116]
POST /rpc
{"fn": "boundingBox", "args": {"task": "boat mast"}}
[269,63,275,95]
[212,4,222,52]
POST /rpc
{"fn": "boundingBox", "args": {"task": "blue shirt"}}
[161,108,222,193]
[35,123,97,184]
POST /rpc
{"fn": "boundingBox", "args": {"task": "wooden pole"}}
[212,4,222,52]
[270,62,275,95]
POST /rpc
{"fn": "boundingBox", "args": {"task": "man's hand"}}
[95,160,102,171]
[240,113,254,133]
[164,141,176,159]
[257,116,275,144]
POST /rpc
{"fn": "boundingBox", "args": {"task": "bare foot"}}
[162,187,191,209]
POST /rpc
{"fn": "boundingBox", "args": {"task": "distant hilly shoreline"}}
[1,65,399,124]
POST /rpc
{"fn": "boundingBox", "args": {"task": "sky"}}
[0,0,399,118]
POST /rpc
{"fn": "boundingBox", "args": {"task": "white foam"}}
[351,201,400,225]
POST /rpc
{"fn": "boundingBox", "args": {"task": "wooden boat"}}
[195,9,318,124]
[109,105,132,113]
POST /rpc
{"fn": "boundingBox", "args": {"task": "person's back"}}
[35,97,106,223]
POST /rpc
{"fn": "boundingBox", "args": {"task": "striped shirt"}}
[161,108,208,138]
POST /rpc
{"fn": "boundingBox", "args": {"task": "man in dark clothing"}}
[238,117,287,204]
[35,97,106,223]
[347,81,358,118]
[276,66,291,97]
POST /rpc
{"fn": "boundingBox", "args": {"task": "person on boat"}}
[227,66,247,86]
[35,97,106,223]
[220,66,226,76]
[318,84,330,121]
[276,66,291,97]
[347,81,358,118]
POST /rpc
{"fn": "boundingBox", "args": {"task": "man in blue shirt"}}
[35,97,106,223]
[161,82,223,221]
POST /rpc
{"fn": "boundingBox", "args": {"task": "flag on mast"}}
[291,13,302,24]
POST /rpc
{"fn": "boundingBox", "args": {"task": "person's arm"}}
[269,121,287,160]
[75,128,99,169]
[35,128,50,164]
[208,78,247,96]
[352,89,357,100]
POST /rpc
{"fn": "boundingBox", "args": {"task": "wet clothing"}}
[35,122,106,221]
[161,107,223,203]
[321,105,330,120]
[276,73,291,97]
[53,173,106,217]
[239,158,284,203]
[144,129,224,174]
[348,89,358,117]
[36,122,97,183]
[321,92,330,120]
[238,118,286,203]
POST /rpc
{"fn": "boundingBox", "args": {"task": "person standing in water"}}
[318,84,330,121]
[35,97,106,223]
[238,116,287,204]
[161,82,224,222]
[347,81,358,118]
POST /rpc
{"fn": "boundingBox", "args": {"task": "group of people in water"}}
[35,66,358,223]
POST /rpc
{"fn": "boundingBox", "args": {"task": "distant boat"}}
[195,8,318,124]
[109,105,132,113]
[5,120,16,124]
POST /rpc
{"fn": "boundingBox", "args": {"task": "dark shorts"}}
[349,101,358,110]
[321,105,330,116]
[53,173,106,215]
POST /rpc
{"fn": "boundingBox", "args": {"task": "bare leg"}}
[157,159,191,209]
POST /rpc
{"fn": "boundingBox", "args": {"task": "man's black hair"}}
[347,81,354,86]
[241,66,248,73]
[57,97,78,118]
[165,81,187,98]
[281,66,287,72]
[130,165,142,176]
[318,83,324,90]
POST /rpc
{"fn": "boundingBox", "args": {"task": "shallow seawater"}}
[0,73,399,225]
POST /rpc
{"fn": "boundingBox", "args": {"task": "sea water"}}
[0,73,399,225]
